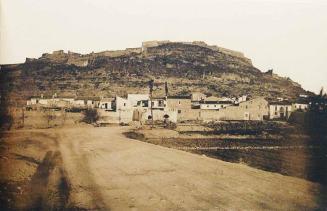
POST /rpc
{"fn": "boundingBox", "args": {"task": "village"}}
[26,87,310,125]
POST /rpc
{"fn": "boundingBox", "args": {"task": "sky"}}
[1,0,326,94]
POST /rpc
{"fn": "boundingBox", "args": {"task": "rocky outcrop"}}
[0,41,310,105]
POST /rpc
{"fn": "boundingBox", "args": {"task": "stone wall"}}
[98,109,133,124]
[140,109,178,123]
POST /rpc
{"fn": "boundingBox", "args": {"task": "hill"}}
[0,41,309,106]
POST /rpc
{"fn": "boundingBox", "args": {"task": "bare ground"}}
[0,126,326,210]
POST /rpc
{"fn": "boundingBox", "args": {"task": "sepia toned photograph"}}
[1,0,327,210]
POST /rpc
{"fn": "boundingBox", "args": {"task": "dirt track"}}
[1,126,326,210]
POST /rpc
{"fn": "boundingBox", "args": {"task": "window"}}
[214,105,216,107]
[178,110,181,114]
[178,101,181,105]
[123,103,126,106]
[245,105,248,109]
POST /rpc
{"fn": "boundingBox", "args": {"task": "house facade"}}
[127,94,149,107]
[292,103,309,111]
[116,96,132,110]
[269,102,292,119]
[200,96,233,110]
[216,97,269,121]
[150,98,166,110]
[99,98,115,110]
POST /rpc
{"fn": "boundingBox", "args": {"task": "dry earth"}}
[0,126,326,210]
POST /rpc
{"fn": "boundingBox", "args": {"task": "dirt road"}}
[1,126,326,210]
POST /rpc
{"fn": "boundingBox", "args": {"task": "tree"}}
[309,87,327,113]
[82,108,99,124]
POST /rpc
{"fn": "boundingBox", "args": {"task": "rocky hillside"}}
[0,41,309,106]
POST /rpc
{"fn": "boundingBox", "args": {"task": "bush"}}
[0,113,13,130]
[82,108,99,124]
[164,121,177,129]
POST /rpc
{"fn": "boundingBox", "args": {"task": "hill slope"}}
[0,41,309,105]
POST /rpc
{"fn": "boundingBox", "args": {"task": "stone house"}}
[166,95,194,121]
[217,97,269,121]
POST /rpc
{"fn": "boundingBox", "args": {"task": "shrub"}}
[82,108,99,124]
[164,121,177,129]
[0,112,13,130]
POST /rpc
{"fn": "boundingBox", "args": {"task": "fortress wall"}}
[141,40,251,64]
[95,48,142,57]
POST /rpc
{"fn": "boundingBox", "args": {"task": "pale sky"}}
[1,0,326,93]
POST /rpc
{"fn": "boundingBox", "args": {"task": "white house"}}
[136,100,149,108]
[150,98,166,110]
[236,95,247,104]
[27,97,39,106]
[292,97,309,111]
[292,103,309,111]
[127,94,149,107]
[269,101,292,119]
[116,96,132,110]
[73,99,86,107]
[99,98,115,110]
